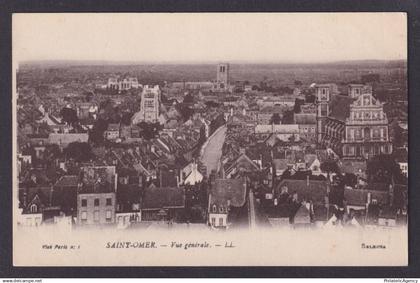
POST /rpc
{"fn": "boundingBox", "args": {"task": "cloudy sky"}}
[13,13,407,63]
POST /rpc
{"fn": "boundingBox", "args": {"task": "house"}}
[294,113,316,142]
[339,160,367,180]
[378,206,397,227]
[272,158,289,177]
[293,203,312,226]
[115,168,143,229]
[273,179,330,224]
[223,152,261,179]
[183,162,204,186]
[18,186,53,227]
[116,211,142,229]
[343,187,389,213]
[255,124,300,141]
[305,154,322,175]
[393,147,408,177]
[208,178,247,229]
[48,133,89,148]
[76,166,117,225]
[104,123,120,141]
[141,186,185,222]
[52,175,79,216]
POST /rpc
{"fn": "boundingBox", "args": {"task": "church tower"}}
[315,84,331,144]
[216,63,229,90]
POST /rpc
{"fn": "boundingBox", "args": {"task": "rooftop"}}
[142,187,185,210]
[210,178,247,208]
[329,94,355,122]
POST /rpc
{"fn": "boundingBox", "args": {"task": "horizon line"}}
[18,58,408,66]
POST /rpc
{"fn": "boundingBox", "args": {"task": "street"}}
[199,125,227,177]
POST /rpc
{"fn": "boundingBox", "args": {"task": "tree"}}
[89,118,108,145]
[320,160,340,181]
[138,122,163,140]
[60,107,78,125]
[293,98,305,113]
[85,91,94,102]
[270,113,281,125]
[183,92,194,104]
[64,142,93,162]
[343,173,357,188]
[305,94,316,104]
[121,112,134,126]
[205,101,220,108]
[281,110,294,124]
[367,154,406,184]
[176,104,194,122]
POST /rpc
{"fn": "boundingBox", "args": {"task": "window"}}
[320,104,328,116]
[211,217,216,226]
[106,198,112,206]
[145,100,154,108]
[30,204,38,213]
[373,129,380,140]
[364,128,371,140]
[94,211,99,222]
[219,217,224,227]
[94,198,99,206]
[81,211,87,220]
[81,199,87,207]
[106,210,112,221]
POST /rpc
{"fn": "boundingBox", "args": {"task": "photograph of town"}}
[13,13,408,266]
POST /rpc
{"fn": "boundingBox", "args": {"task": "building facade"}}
[341,91,392,159]
[76,166,117,225]
[316,83,392,159]
[77,192,116,225]
[107,77,140,91]
[132,85,161,124]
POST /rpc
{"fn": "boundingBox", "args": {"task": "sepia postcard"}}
[12,13,408,266]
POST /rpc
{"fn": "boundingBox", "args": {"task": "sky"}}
[13,13,407,63]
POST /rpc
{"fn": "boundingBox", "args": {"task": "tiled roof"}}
[54,175,79,187]
[275,179,329,204]
[339,160,367,175]
[344,188,389,206]
[142,187,185,210]
[19,186,53,210]
[210,178,247,208]
[294,113,316,124]
[273,159,289,171]
[107,123,120,131]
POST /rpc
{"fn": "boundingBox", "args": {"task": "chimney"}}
[306,175,310,187]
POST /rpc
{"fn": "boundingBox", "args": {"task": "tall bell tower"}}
[315,84,331,144]
[216,63,229,89]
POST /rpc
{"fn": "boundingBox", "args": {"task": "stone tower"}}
[216,63,229,89]
[315,84,331,144]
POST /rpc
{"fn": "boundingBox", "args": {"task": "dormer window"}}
[212,204,217,213]
[30,204,38,213]
[219,206,224,213]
